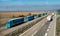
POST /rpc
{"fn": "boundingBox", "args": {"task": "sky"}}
[0,0,60,11]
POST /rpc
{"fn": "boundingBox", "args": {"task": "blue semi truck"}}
[5,13,47,28]
[25,15,34,22]
[34,14,42,18]
[5,17,24,28]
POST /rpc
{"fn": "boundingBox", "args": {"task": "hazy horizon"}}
[0,0,60,11]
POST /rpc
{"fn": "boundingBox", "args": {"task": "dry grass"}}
[0,11,43,17]
[0,11,43,27]
[56,17,60,36]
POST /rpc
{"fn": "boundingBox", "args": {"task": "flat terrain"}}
[0,11,43,27]
[0,11,43,17]
[56,12,60,36]
[56,17,60,36]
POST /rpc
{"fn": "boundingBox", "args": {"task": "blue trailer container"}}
[12,18,24,25]
[34,14,41,18]
[43,13,45,16]
[34,14,37,19]
[43,13,47,16]
[34,14,39,19]
[38,14,41,17]
[5,17,24,28]
[45,13,47,15]
[43,13,46,16]
[25,16,34,22]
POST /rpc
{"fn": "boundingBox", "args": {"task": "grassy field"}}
[56,12,60,36]
[56,17,60,36]
[0,11,43,27]
[56,11,60,36]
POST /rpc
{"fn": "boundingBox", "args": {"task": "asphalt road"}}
[34,21,50,36]
[47,15,56,36]
[19,14,56,36]
[19,16,47,36]
[34,15,56,36]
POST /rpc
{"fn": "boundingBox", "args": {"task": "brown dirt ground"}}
[0,11,43,26]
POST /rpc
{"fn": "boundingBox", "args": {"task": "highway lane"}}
[47,15,56,36]
[34,15,56,36]
[19,14,56,36]
[34,21,50,36]
[19,16,47,36]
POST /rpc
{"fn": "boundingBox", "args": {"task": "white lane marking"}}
[47,29,49,32]
[19,29,38,36]
[44,33,48,36]
[32,30,38,36]
[44,22,51,36]
[19,29,30,36]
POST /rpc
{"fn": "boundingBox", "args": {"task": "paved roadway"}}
[34,15,56,36]
[19,14,56,36]
[46,15,56,36]
[19,16,47,36]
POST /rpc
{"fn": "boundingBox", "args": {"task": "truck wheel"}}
[50,18,53,21]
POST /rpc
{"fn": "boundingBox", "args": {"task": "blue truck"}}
[5,17,24,28]
[34,14,41,18]
[5,13,47,28]
[43,13,47,16]
[25,16,34,22]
